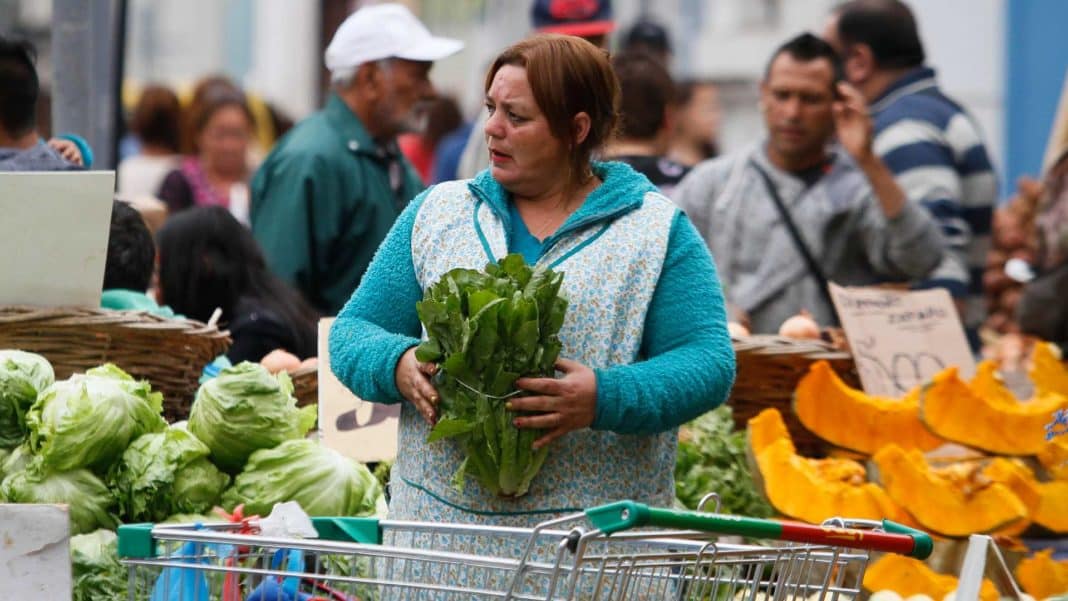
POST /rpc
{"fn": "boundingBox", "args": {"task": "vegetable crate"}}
[729,335,859,457]
[118,500,932,600]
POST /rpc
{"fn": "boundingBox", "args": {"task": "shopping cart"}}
[118,499,932,601]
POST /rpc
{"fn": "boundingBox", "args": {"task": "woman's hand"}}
[394,347,439,425]
[47,138,83,166]
[508,358,597,451]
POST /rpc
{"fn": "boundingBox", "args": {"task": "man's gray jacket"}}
[673,142,944,334]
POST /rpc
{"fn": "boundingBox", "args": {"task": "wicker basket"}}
[0,306,230,420]
[729,334,859,457]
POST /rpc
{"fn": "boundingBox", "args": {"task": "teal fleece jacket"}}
[329,163,736,434]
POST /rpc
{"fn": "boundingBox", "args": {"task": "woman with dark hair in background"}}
[157,84,255,221]
[156,206,319,363]
[117,85,182,198]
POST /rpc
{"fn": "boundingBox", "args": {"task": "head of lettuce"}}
[0,466,118,534]
[222,438,386,518]
[0,350,54,449]
[108,424,230,522]
[26,364,166,473]
[189,362,316,474]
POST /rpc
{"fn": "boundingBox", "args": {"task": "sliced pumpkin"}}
[1038,435,1068,480]
[919,366,1068,455]
[983,457,1068,533]
[793,361,943,455]
[968,360,1019,408]
[746,408,909,525]
[980,458,1040,536]
[863,554,998,601]
[872,444,1027,537]
[1031,341,1068,396]
[1015,549,1068,599]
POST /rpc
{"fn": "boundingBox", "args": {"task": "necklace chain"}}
[526,172,596,240]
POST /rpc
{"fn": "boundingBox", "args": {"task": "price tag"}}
[829,283,976,397]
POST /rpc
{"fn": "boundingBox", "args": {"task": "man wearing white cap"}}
[251,3,462,316]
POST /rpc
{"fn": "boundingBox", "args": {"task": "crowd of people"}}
[2,0,1067,538]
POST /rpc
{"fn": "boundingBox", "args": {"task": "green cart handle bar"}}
[118,502,931,561]
[585,501,933,560]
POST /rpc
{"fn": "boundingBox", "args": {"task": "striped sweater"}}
[870,67,997,340]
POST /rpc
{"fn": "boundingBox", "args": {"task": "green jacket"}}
[251,94,424,315]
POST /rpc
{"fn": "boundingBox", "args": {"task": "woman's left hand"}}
[508,358,597,451]
[47,138,83,166]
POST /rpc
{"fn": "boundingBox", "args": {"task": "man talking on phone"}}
[673,33,945,334]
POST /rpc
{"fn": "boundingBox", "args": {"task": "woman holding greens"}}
[329,34,735,528]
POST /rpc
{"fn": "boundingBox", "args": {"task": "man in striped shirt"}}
[823,0,997,350]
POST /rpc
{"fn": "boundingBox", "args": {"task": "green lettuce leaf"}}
[0,350,54,449]
[70,529,126,601]
[188,362,317,473]
[108,425,230,522]
[222,439,386,518]
[0,443,33,480]
[0,466,117,534]
[25,364,166,473]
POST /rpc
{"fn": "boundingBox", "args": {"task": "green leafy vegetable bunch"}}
[414,254,568,498]
[674,405,773,518]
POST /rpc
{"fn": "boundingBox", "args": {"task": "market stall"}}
[722,330,1068,600]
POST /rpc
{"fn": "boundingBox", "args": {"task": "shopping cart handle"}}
[311,517,382,545]
[585,501,933,560]
[880,519,933,558]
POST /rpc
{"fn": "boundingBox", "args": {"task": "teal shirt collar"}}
[467,160,658,245]
[100,289,179,318]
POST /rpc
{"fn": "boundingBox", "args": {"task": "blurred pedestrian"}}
[620,17,672,65]
[1017,152,1068,352]
[668,79,721,167]
[397,95,464,184]
[824,0,997,350]
[117,85,182,198]
[101,200,177,318]
[0,36,84,171]
[157,85,255,222]
[250,3,462,316]
[157,206,319,363]
[604,50,689,196]
[674,33,944,333]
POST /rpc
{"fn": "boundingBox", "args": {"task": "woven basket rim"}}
[0,305,231,341]
[733,334,852,361]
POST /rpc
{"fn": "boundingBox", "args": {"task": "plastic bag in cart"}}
[149,539,238,601]
[245,548,349,601]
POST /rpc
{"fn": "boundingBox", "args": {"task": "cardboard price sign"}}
[317,318,400,463]
[829,283,976,397]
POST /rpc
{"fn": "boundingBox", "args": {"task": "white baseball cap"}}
[324,3,463,73]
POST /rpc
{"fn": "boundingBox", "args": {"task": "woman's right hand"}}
[395,347,439,425]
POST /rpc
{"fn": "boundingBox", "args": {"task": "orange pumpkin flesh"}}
[919,366,1068,455]
[793,360,943,454]
[746,408,909,525]
[872,444,1028,537]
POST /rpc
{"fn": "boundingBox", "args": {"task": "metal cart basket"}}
[118,500,932,601]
